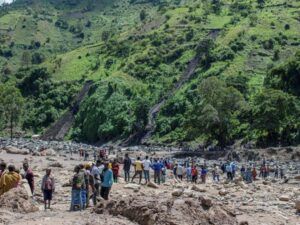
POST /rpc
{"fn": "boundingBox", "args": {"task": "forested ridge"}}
[0,0,299,147]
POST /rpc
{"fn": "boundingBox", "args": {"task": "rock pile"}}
[94,194,237,225]
[0,187,39,213]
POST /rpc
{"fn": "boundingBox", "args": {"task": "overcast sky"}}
[0,0,14,5]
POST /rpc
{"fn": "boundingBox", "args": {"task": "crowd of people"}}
[0,153,287,211]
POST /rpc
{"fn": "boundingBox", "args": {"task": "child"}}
[41,168,55,210]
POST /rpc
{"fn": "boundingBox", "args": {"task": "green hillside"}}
[0,0,300,147]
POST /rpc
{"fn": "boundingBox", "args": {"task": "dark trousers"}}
[124,170,130,182]
[154,171,161,184]
[227,172,233,180]
[93,183,100,206]
[131,171,142,184]
[100,186,111,200]
[192,175,197,183]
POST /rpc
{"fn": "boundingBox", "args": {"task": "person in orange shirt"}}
[0,165,21,196]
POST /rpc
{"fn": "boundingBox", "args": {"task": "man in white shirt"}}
[177,164,184,181]
[143,156,151,184]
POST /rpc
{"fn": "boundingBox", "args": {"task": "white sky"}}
[0,0,14,5]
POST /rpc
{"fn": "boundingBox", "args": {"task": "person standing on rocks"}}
[70,165,85,211]
[131,157,143,184]
[112,159,120,183]
[274,165,279,178]
[191,165,198,183]
[78,164,89,209]
[0,165,21,196]
[91,161,101,206]
[152,159,163,184]
[123,154,132,183]
[41,168,55,210]
[212,164,220,182]
[201,166,208,183]
[240,165,246,180]
[100,162,113,200]
[252,166,257,181]
[177,164,184,181]
[142,156,151,184]
[225,162,233,181]
[23,162,34,195]
[280,165,285,179]
[186,164,192,182]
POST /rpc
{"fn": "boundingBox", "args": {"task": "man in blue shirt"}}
[100,162,113,200]
[152,159,163,185]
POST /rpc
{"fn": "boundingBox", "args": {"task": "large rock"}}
[0,187,38,213]
[200,196,213,208]
[4,146,29,155]
[94,194,237,225]
[279,195,290,201]
[147,181,159,189]
[172,189,183,197]
[191,185,206,192]
[40,148,57,156]
[48,162,63,168]
[237,181,248,189]
[219,189,228,196]
[295,200,300,212]
[124,184,140,191]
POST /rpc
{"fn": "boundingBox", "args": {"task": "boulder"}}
[234,176,243,184]
[48,162,63,168]
[0,187,38,213]
[295,200,300,212]
[172,189,183,197]
[40,148,57,156]
[279,195,290,201]
[4,146,29,155]
[262,180,270,185]
[147,181,159,189]
[191,185,206,192]
[124,184,140,191]
[200,196,213,208]
[94,194,238,225]
[237,181,248,189]
[219,189,228,196]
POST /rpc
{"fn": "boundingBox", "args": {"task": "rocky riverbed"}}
[0,139,299,225]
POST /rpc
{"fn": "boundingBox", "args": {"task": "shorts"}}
[43,189,53,201]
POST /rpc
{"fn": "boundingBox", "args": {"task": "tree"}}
[101,31,110,42]
[0,84,24,139]
[140,9,147,21]
[257,0,265,8]
[21,51,31,68]
[264,51,300,96]
[185,77,244,146]
[196,38,214,69]
[251,88,300,146]
[211,0,221,14]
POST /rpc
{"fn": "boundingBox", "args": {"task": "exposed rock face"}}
[94,195,237,225]
[0,187,39,213]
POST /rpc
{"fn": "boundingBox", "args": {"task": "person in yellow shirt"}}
[0,165,21,196]
[131,157,143,184]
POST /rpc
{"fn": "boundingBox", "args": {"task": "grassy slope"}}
[1,0,300,143]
